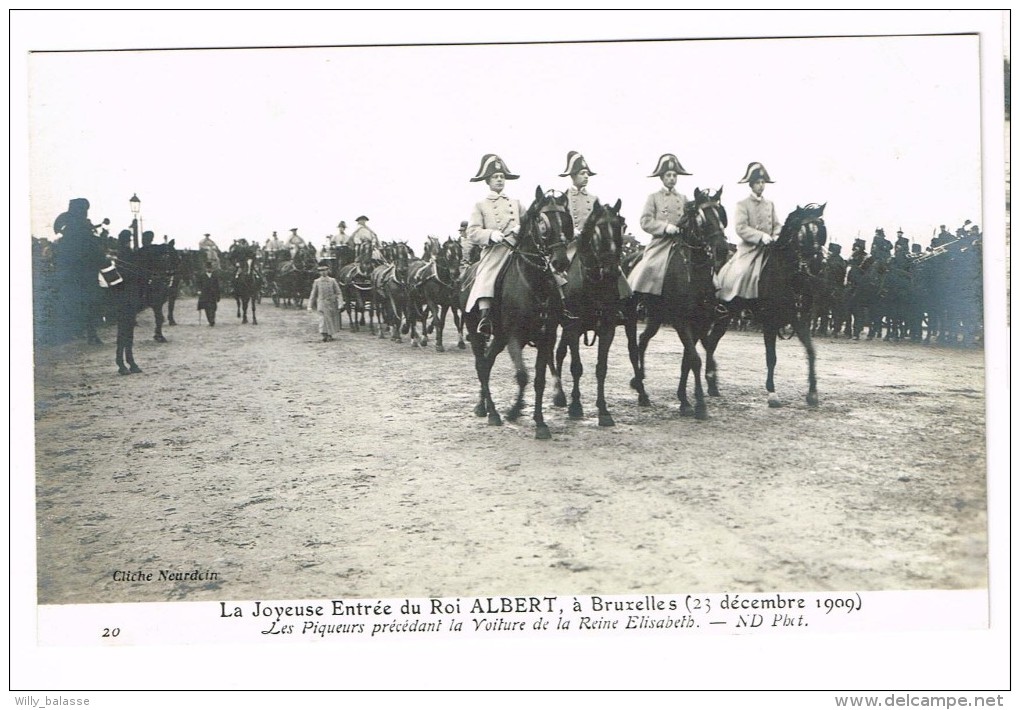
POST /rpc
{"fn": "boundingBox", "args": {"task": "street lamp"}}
[129,193,141,251]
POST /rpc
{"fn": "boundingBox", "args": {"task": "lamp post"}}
[129,193,141,251]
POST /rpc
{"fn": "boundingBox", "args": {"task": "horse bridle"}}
[579,208,624,283]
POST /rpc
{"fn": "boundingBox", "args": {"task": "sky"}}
[23,13,991,255]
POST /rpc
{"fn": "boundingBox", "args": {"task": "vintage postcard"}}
[10,10,1009,694]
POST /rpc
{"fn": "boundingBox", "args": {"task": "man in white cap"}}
[627,153,692,296]
[560,151,632,313]
[714,161,782,303]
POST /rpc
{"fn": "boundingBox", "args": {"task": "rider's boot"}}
[477,308,493,337]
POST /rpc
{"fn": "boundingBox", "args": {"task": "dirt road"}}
[32,297,988,605]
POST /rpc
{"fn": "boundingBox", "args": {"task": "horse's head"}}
[681,187,730,269]
[392,241,411,281]
[778,203,827,260]
[437,236,463,284]
[578,198,625,285]
[520,186,572,273]
[424,236,441,261]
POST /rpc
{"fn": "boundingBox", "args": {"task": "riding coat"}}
[308,274,344,336]
[464,191,522,314]
[714,193,781,301]
[627,187,688,295]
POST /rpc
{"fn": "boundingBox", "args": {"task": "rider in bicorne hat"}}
[463,153,574,337]
[714,161,782,303]
[560,151,632,311]
[627,153,694,297]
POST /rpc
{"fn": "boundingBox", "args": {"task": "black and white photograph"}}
[10,10,1010,699]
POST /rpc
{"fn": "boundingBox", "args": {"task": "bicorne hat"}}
[559,151,596,177]
[648,153,691,178]
[470,154,519,182]
[738,162,774,184]
[355,216,369,223]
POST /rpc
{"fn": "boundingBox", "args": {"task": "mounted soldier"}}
[714,161,782,306]
[53,197,109,344]
[559,150,631,315]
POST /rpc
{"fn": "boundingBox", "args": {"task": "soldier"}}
[457,220,476,268]
[560,151,632,311]
[715,161,782,304]
[932,224,954,249]
[823,242,849,337]
[628,153,694,298]
[464,153,573,337]
[870,228,892,263]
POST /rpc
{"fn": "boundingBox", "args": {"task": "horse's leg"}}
[567,332,584,420]
[630,307,661,406]
[167,292,177,326]
[796,316,819,406]
[532,334,553,440]
[236,295,242,319]
[152,305,167,342]
[435,302,448,352]
[685,321,707,420]
[250,295,257,325]
[764,323,780,408]
[115,322,127,374]
[552,328,570,407]
[453,304,466,350]
[703,318,728,397]
[477,333,506,426]
[595,319,616,427]
[504,335,529,424]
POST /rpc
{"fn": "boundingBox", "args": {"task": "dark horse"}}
[140,240,178,343]
[233,250,262,325]
[372,242,415,343]
[749,203,828,408]
[551,198,626,427]
[625,187,729,419]
[459,186,571,439]
[337,241,376,333]
[408,236,466,352]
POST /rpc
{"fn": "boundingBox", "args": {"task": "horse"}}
[372,241,415,343]
[337,241,377,333]
[459,186,571,439]
[550,198,626,427]
[408,237,466,352]
[139,240,179,343]
[747,203,828,407]
[233,252,262,325]
[624,187,730,419]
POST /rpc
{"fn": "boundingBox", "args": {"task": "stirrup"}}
[562,307,579,321]
[478,315,493,337]
[714,303,730,318]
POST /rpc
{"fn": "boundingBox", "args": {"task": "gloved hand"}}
[490,231,504,243]
[664,224,679,236]
[760,235,774,246]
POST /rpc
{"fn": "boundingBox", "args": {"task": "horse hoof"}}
[488,413,503,426]
[129,365,142,374]
[638,394,651,407]
[474,403,487,417]
[553,392,567,408]
[457,341,466,350]
[679,403,695,417]
[598,414,615,427]
[436,344,444,353]
[167,321,176,326]
[506,409,521,423]
[767,393,782,408]
[535,424,552,440]
[154,336,167,343]
[807,392,819,407]
[118,367,130,376]
[568,405,584,420]
[707,386,721,397]
[695,406,708,421]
